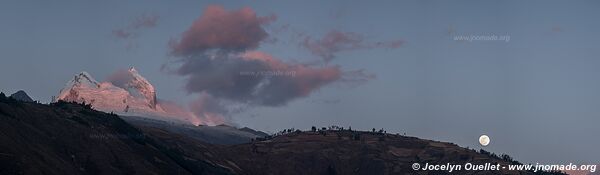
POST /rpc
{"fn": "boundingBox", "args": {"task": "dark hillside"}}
[0,93,565,175]
[0,95,233,175]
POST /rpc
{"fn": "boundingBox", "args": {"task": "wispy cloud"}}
[301,30,403,63]
[112,13,159,50]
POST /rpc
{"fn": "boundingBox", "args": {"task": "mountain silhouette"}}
[0,93,566,175]
[9,90,33,102]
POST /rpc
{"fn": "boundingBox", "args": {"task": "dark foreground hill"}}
[0,95,234,175]
[9,90,33,102]
[0,93,565,175]
[216,131,564,175]
[120,115,268,145]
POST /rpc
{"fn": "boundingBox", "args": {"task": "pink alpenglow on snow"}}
[56,67,223,126]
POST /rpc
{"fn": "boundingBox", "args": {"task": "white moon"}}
[479,135,490,146]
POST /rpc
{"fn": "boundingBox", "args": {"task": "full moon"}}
[479,135,490,146]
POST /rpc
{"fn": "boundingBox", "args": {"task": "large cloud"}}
[170,5,274,56]
[174,51,341,106]
[168,5,373,121]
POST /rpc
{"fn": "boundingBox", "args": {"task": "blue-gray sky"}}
[0,0,598,165]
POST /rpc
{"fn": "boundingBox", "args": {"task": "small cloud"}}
[112,13,159,49]
[374,40,404,49]
[551,26,562,33]
[131,14,159,29]
[112,29,132,39]
[309,98,341,104]
[301,30,403,62]
[339,69,376,87]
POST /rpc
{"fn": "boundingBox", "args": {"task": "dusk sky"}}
[1,0,599,165]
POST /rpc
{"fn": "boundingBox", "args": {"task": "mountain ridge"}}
[0,95,566,174]
[0,94,234,175]
[9,90,33,102]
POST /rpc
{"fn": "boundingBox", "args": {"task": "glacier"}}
[55,67,211,125]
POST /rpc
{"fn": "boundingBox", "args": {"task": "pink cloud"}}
[166,5,377,123]
[170,5,274,56]
[239,51,342,105]
[172,50,343,107]
[188,92,228,125]
[302,30,364,62]
[156,100,201,125]
[302,30,403,62]
[112,29,132,39]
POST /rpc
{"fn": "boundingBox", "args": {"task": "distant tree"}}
[479,149,490,156]
[311,126,317,132]
[372,128,376,132]
[352,132,360,140]
[78,101,92,109]
[501,154,515,163]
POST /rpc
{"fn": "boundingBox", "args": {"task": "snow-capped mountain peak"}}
[54,68,224,126]
[68,71,99,88]
[124,67,157,109]
[56,72,99,100]
[56,68,162,117]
